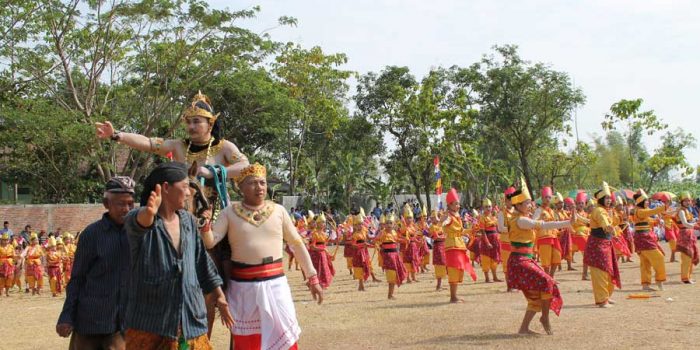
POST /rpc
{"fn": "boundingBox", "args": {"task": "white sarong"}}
[227,276,300,350]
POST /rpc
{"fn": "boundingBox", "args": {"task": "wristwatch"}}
[110,130,122,142]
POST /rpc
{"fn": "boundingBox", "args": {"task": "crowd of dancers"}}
[287,180,699,334]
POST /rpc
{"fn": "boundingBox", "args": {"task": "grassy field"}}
[1,245,698,349]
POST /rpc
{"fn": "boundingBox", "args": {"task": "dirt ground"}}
[1,245,698,349]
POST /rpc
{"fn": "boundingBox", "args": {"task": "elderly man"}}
[56,176,136,350]
[123,162,232,349]
[202,163,323,350]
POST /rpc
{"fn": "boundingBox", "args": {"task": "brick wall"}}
[0,204,107,234]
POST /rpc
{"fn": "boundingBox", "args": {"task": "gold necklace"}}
[184,137,214,166]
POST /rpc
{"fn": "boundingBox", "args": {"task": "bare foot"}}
[450,297,465,303]
[435,287,445,291]
[581,276,589,281]
[493,278,503,282]
[567,267,577,271]
[598,303,613,308]
[388,296,397,300]
[607,299,616,305]
[642,285,656,291]
[518,328,540,335]
[485,279,492,283]
[539,317,553,335]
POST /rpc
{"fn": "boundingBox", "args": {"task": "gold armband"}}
[149,137,164,153]
[290,237,305,246]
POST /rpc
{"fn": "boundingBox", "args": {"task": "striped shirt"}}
[124,208,222,340]
[57,213,130,335]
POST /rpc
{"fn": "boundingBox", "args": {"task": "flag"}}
[434,156,442,209]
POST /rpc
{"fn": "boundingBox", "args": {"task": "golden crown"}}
[182,91,219,122]
[234,163,267,185]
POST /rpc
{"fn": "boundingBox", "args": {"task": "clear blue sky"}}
[214,0,700,170]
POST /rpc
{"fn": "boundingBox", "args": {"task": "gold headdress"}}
[379,214,387,224]
[317,212,327,223]
[679,191,693,201]
[47,236,57,248]
[595,181,612,200]
[234,163,267,186]
[182,91,219,122]
[552,192,564,204]
[420,206,427,217]
[634,188,648,205]
[482,198,492,207]
[510,177,532,205]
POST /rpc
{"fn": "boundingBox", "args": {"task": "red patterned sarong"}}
[48,265,63,293]
[665,225,679,242]
[677,228,699,265]
[26,263,42,281]
[559,229,573,258]
[506,254,563,316]
[583,236,621,288]
[634,231,664,254]
[612,235,632,258]
[418,238,430,261]
[0,261,12,278]
[344,242,356,258]
[381,247,407,286]
[446,249,477,281]
[352,244,371,281]
[479,233,501,262]
[309,246,335,288]
[432,240,446,266]
[403,241,421,272]
[467,238,480,263]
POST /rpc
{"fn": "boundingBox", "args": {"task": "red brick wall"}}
[0,204,107,234]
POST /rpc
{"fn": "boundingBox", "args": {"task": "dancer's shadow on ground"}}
[410,332,525,346]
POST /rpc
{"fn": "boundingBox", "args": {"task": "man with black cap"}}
[56,176,136,350]
[123,162,232,349]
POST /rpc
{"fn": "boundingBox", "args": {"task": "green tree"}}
[645,128,696,190]
[601,98,666,187]
[272,44,353,195]
[466,45,585,192]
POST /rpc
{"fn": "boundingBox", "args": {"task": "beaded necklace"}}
[184,137,215,166]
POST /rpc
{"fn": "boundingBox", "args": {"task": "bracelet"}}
[110,130,122,142]
[306,275,319,287]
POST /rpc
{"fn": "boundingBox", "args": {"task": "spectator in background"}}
[0,221,13,239]
[372,205,382,219]
[53,228,63,239]
[38,230,49,246]
[19,225,32,246]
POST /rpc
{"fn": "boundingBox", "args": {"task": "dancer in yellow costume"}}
[376,214,408,299]
[572,192,590,280]
[506,178,573,335]
[675,191,698,284]
[46,237,64,297]
[533,187,562,277]
[479,199,502,283]
[443,188,477,303]
[61,233,77,285]
[498,186,516,291]
[25,233,44,295]
[417,207,431,273]
[632,189,668,291]
[0,233,15,296]
[585,182,622,308]
[430,210,447,291]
